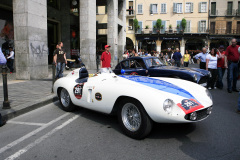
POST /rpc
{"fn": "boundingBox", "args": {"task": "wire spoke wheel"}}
[60,88,70,108]
[122,103,142,132]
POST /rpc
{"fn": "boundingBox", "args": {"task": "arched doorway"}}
[126,37,134,50]
[185,39,204,50]
[138,40,156,53]
[210,39,229,49]
[161,40,180,52]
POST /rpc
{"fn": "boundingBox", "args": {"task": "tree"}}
[181,18,187,32]
[133,19,140,31]
[156,19,162,30]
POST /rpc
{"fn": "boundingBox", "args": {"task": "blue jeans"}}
[227,62,238,90]
[216,67,225,89]
[56,62,65,79]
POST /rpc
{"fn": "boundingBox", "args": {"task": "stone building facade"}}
[0,0,126,80]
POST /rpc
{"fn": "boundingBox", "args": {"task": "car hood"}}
[151,66,208,75]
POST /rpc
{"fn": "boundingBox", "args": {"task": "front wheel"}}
[59,88,76,112]
[118,98,153,139]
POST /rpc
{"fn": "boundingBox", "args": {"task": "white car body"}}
[53,68,213,123]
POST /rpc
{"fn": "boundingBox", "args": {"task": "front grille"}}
[185,107,210,121]
[198,76,208,84]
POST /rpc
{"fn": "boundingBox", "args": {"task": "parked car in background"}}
[113,57,210,84]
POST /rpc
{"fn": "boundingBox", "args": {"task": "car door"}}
[134,59,147,76]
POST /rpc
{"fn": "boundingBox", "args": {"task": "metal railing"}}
[135,27,208,34]
[126,9,134,16]
[210,10,218,16]
[209,29,240,35]
[225,9,236,16]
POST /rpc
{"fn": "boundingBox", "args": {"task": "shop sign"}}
[136,37,158,40]
[159,37,181,40]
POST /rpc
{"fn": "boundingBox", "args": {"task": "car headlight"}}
[193,74,198,82]
[163,99,174,114]
[205,89,213,101]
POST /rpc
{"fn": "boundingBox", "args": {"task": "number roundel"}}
[73,83,84,99]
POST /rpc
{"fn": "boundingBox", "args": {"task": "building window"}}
[138,4,143,14]
[226,21,232,34]
[211,2,216,15]
[238,1,240,15]
[173,3,182,13]
[199,2,207,13]
[185,2,193,13]
[161,3,167,13]
[160,21,166,33]
[152,21,157,33]
[210,22,215,34]
[129,19,133,30]
[137,21,143,34]
[186,20,191,32]
[150,4,158,14]
[227,1,233,15]
[198,20,206,32]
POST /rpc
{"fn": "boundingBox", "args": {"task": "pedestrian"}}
[101,45,111,68]
[183,50,191,67]
[53,42,67,79]
[194,47,208,69]
[123,50,128,59]
[147,52,151,57]
[216,45,226,89]
[0,47,7,65]
[160,52,164,60]
[138,49,143,56]
[6,46,14,73]
[190,52,194,64]
[224,38,240,93]
[172,48,183,67]
[144,51,148,56]
[132,49,138,57]
[165,52,169,61]
[206,48,219,90]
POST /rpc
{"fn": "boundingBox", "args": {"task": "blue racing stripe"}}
[119,75,195,99]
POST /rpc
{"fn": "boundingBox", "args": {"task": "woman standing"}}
[183,50,191,67]
[206,48,219,90]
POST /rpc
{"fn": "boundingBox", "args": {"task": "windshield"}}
[145,58,165,68]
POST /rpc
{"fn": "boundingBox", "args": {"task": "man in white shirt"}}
[7,46,14,73]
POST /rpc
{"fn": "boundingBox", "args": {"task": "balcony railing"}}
[209,29,240,35]
[236,9,240,16]
[126,9,134,17]
[135,27,208,34]
[225,9,236,16]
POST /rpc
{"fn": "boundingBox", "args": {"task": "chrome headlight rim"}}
[163,99,174,114]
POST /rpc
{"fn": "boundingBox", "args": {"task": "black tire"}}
[59,88,76,112]
[117,98,153,139]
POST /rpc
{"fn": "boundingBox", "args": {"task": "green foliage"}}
[181,18,187,31]
[169,24,172,29]
[133,19,139,31]
[156,19,162,30]
[145,25,149,29]
[177,24,180,28]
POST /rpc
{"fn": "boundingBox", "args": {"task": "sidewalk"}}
[0,69,72,123]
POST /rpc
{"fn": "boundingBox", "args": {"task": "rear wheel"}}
[118,98,153,139]
[59,88,76,112]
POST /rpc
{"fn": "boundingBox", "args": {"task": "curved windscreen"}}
[144,58,165,68]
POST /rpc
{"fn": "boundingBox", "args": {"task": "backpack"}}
[0,47,7,65]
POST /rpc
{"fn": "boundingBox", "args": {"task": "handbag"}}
[0,47,7,65]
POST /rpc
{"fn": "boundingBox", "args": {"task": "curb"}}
[0,94,58,125]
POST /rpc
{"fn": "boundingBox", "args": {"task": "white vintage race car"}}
[53,67,213,139]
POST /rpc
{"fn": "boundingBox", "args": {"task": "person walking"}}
[123,50,128,59]
[132,49,138,57]
[101,45,111,68]
[53,42,67,79]
[6,46,14,73]
[0,47,6,65]
[194,47,208,69]
[206,48,218,90]
[183,50,191,67]
[216,45,226,89]
[172,48,183,67]
[190,52,194,64]
[224,38,240,93]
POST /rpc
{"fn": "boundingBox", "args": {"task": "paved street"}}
[0,77,240,160]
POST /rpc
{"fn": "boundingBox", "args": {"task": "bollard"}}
[52,63,56,93]
[2,65,10,109]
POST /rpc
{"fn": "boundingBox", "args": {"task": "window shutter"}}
[186,20,191,32]
[199,2,201,13]
[162,21,166,33]
[191,2,194,13]
[150,4,153,14]
[198,21,201,32]
[173,3,176,13]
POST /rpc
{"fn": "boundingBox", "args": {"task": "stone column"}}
[180,37,185,55]
[80,0,96,72]
[107,0,118,67]
[117,0,126,62]
[13,0,48,80]
[156,40,161,52]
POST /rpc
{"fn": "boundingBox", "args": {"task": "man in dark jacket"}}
[172,48,183,67]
